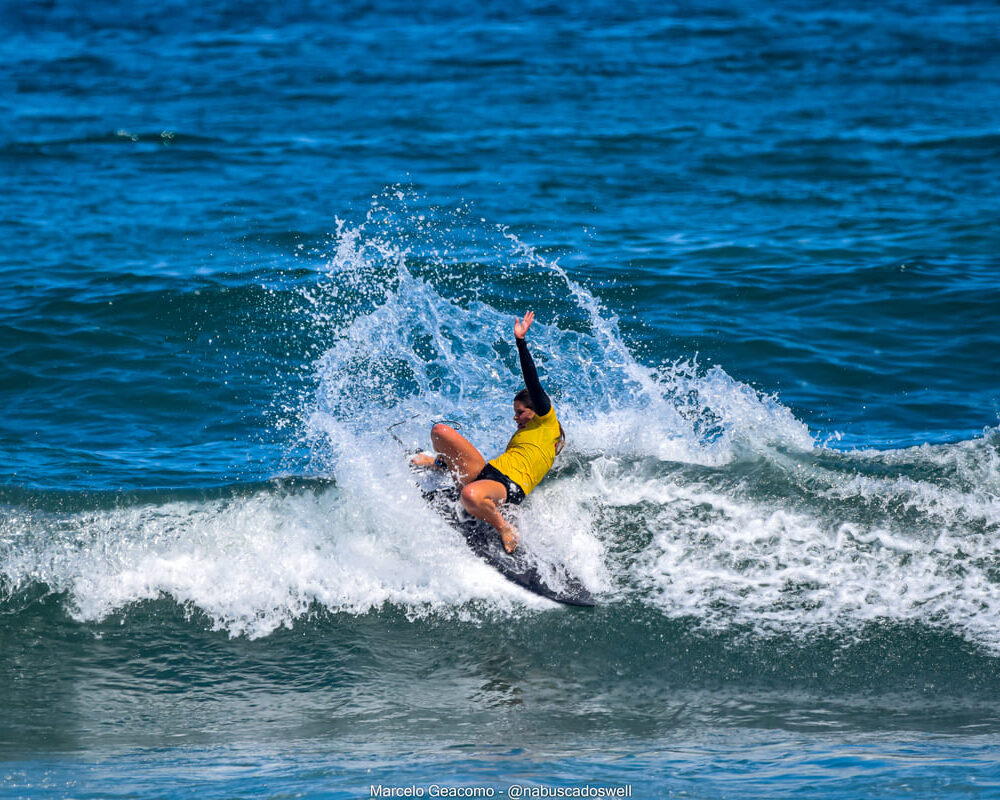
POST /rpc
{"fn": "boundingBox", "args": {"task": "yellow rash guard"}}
[489,406,561,496]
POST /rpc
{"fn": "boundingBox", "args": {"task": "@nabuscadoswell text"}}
[371,785,633,798]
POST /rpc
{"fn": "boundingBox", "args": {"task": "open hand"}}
[514,310,535,340]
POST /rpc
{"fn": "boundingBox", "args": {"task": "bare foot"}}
[499,524,519,554]
[409,452,438,469]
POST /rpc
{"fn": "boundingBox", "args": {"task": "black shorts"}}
[475,463,526,505]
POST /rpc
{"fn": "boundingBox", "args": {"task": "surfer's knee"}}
[431,423,455,442]
[460,482,480,508]
[460,482,492,513]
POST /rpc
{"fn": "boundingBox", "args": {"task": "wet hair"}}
[513,388,566,456]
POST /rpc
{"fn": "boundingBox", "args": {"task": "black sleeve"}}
[516,336,551,417]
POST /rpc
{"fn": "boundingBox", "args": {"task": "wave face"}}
[3,200,999,661]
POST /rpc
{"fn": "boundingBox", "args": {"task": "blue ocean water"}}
[3,1,1000,797]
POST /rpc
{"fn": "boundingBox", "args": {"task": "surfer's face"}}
[513,400,535,429]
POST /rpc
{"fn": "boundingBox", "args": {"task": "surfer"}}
[411,310,564,554]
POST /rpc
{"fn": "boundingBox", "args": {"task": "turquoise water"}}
[3,1,1000,797]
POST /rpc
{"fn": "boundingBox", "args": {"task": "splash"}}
[4,194,998,649]
[302,191,814,471]
[294,194,1000,651]
[0,485,549,638]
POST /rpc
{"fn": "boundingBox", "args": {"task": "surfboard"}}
[420,482,595,607]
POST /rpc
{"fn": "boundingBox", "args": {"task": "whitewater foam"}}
[5,198,998,650]
[0,481,565,638]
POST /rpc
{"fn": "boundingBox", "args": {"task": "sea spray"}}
[3,199,999,650]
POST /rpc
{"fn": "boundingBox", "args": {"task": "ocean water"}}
[3,1,1000,797]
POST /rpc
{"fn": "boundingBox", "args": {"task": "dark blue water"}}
[3,2,1000,797]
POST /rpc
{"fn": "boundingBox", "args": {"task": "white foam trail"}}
[607,432,1000,651]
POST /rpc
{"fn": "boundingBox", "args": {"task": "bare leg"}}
[416,424,518,553]
[428,423,487,487]
[461,479,519,554]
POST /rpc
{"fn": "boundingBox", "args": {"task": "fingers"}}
[514,310,535,339]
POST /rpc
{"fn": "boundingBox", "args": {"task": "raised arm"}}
[514,312,551,417]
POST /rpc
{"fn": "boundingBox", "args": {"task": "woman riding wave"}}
[411,310,564,553]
